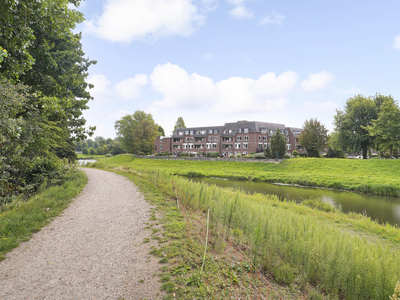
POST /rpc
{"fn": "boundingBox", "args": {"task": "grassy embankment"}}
[0,170,87,261]
[119,156,400,196]
[90,156,400,299]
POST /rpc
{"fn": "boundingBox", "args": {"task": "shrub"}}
[179,153,189,157]
[229,155,234,158]
[299,152,308,158]
[292,150,299,157]
[242,154,254,159]
[207,152,219,158]
[89,148,95,155]
[254,153,266,159]
[82,148,89,155]
[283,154,291,159]
[105,153,113,158]
[156,151,171,157]
[236,154,242,158]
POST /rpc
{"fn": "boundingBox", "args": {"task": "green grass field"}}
[88,157,400,299]
[95,155,400,196]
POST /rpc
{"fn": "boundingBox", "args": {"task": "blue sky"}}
[75,0,400,138]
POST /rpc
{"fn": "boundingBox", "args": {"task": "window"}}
[244,136,249,141]
[214,136,218,141]
[258,143,263,148]
[185,130,189,135]
[189,143,193,149]
[212,143,217,149]
[244,128,249,133]
[178,132,183,136]
[173,138,181,143]
[160,138,163,143]
[284,130,288,135]
[185,137,189,142]
[190,130,194,135]
[287,144,291,150]
[160,145,163,149]
[237,136,242,141]
[262,136,267,141]
[208,136,213,142]
[243,143,248,149]
[190,137,194,142]
[235,143,241,149]
[173,145,181,149]
[261,128,267,134]
[243,151,248,155]
[264,143,269,148]
[183,144,187,149]
[206,143,211,149]
[214,129,219,134]
[208,129,213,134]
[238,128,242,133]
[155,145,157,150]
[286,137,289,142]
[258,136,261,141]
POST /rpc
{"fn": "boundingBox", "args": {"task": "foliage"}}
[270,127,286,159]
[292,150,299,157]
[390,281,400,300]
[365,97,400,157]
[173,117,186,133]
[158,125,165,136]
[333,95,379,159]
[298,118,327,158]
[114,110,159,155]
[156,152,172,157]
[283,154,291,159]
[325,148,345,158]
[254,153,266,159]
[206,152,219,158]
[264,145,272,158]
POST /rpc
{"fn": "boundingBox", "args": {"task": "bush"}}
[236,154,242,158]
[254,153,266,159]
[229,155,234,158]
[156,151,171,157]
[299,152,307,158]
[82,148,89,155]
[207,152,219,158]
[242,154,254,159]
[283,154,291,159]
[179,153,189,157]
[105,153,113,158]
[89,148,95,155]
[292,150,299,157]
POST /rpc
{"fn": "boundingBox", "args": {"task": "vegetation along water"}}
[90,155,400,299]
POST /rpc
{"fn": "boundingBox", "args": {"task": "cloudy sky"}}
[76,0,400,138]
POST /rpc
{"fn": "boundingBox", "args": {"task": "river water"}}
[192,178,400,226]
[76,159,97,166]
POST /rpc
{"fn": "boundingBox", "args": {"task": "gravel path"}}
[0,168,163,300]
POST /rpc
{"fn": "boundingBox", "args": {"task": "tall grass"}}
[91,157,400,299]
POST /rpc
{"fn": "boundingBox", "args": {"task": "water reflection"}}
[192,178,400,226]
[76,159,97,166]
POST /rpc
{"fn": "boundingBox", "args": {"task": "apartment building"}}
[154,121,304,156]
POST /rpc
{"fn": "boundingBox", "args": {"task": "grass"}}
[97,155,400,196]
[88,156,400,299]
[0,170,87,261]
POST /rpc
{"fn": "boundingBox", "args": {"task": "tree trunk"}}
[362,147,368,159]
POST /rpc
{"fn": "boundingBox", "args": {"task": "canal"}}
[192,178,400,226]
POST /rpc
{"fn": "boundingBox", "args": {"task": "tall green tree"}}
[173,117,186,133]
[158,125,165,136]
[298,118,328,158]
[270,128,287,159]
[115,111,159,155]
[333,95,378,159]
[365,97,400,157]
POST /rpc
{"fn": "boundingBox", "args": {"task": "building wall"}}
[155,121,303,156]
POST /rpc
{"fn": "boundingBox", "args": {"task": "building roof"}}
[223,121,286,133]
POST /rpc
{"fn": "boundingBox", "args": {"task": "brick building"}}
[154,120,305,156]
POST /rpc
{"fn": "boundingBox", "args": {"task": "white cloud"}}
[300,71,335,92]
[393,34,400,50]
[260,10,285,26]
[303,101,337,113]
[115,74,148,99]
[228,5,254,19]
[88,74,112,103]
[148,63,298,115]
[150,63,215,108]
[227,0,247,5]
[84,0,207,43]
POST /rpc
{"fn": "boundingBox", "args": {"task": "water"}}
[192,178,400,226]
[76,159,97,166]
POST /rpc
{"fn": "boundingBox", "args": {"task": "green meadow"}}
[90,156,400,299]
[99,156,400,196]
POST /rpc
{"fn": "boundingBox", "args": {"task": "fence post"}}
[201,207,210,274]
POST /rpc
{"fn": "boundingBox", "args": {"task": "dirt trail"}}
[0,168,162,300]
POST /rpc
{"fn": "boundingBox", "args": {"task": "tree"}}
[333,95,378,159]
[264,145,272,158]
[365,97,400,157]
[270,128,287,159]
[298,118,328,158]
[158,125,165,136]
[173,117,186,133]
[115,110,159,155]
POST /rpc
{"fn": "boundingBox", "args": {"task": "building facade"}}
[154,120,305,156]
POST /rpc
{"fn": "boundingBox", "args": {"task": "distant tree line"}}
[75,137,124,156]
[298,94,400,159]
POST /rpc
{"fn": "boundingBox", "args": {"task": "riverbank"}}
[88,159,400,299]
[97,155,400,196]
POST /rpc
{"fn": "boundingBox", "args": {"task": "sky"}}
[74,0,400,138]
